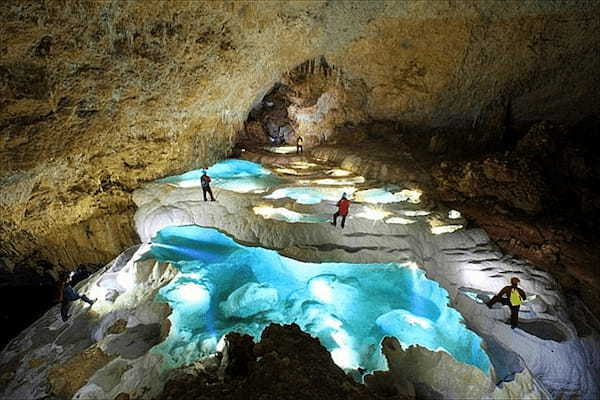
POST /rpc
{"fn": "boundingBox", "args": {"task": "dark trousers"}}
[332,212,347,228]
[202,186,215,201]
[489,295,520,328]
[61,295,93,322]
[297,145,303,154]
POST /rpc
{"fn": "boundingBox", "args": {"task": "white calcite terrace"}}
[1,154,599,400]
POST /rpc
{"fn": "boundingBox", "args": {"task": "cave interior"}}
[1,1,600,399]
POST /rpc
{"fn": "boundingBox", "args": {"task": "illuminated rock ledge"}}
[1,159,598,400]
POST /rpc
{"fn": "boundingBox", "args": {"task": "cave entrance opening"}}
[238,56,349,152]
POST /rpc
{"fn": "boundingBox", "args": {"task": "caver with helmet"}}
[486,277,527,329]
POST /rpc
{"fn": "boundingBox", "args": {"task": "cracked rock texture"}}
[2,0,600,274]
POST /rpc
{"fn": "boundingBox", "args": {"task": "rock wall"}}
[241,59,369,148]
[2,0,600,271]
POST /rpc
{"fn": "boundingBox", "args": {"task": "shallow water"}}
[265,186,356,204]
[159,159,283,193]
[149,225,491,375]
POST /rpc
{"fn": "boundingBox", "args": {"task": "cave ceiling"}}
[1,0,599,270]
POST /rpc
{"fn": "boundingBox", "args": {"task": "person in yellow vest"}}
[486,277,527,329]
[296,135,304,154]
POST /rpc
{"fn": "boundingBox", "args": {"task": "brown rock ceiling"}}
[1,0,599,282]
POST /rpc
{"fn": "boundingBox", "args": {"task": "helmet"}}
[510,277,520,285]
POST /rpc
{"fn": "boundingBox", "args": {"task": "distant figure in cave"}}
[59,275,94,322]
[331,192,350,228]
[296,135,304,154]
[201,170,216,202]
[486,277,526,329]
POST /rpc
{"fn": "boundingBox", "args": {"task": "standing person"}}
[296,135,304,154]
[60,275,94,322]
[331,192,350,228]
[486,277,527,329]
[201,170,216,202]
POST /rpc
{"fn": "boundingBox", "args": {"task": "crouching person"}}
[60,274,94,322]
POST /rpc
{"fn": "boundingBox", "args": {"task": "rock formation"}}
[1,154,599,399]
[159,324,387,400]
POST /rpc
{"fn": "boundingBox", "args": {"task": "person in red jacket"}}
[486,277,527,329]
[331,192,350,228]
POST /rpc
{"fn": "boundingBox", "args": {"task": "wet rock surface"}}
[0,247,176,399]
[104,323,162,360]
[133,154,599,398]
[431,122,600,327]
[509,320,568,343]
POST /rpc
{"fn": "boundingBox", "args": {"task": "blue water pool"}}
[149,225,491,375]
[159,159,283,193]
[265,186,355,204]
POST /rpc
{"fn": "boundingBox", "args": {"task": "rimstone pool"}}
[3,156,595,400]
[159,159,283,193]
[149,225,491,375]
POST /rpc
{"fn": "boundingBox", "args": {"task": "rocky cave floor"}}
[1,147,599,399]
[244,138,600,338]
[242,74,600,330]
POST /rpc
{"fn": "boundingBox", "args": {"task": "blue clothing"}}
[61,283,93,321]
[63,285,80,301]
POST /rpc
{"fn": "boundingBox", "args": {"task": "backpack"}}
[201,175,210,187]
